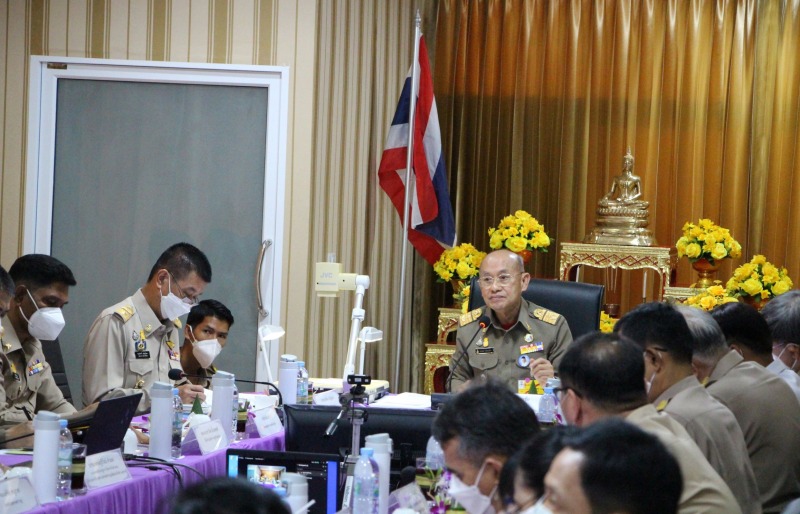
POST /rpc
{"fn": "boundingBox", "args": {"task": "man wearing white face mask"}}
[180,300,234,388]
[431,380,540,514]
[0,255,77,426]
[82,243,210,413]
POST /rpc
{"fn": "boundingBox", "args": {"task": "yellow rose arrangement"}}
[488,210,550,253]
[599,312,618,333]
[726,255,793,300]
[685,284,739,311]
[455,284,471,314]
[433,243,486,282]
[675,218,742,264]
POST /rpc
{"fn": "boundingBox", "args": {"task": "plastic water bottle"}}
[57,419,73,500]
[231,382,240,440]
[171,388,183,459]
[537,387,557,424]
[425,436,444,470]
[297,361,309,405]
[352,447,380,514]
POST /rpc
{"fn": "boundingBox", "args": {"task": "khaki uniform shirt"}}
[626,404,742,514]
[0,317,75,426]
[706,351,800,513]
[655,375,761,514]
[448,299,572,391]
[82,289,185,413]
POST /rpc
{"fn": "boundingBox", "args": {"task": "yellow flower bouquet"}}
[488,210,550,253]
[599,312,618,333]
[685,284,739,311]
[676,218,742,264]
[433,243,486,283]
[726,255,793,301]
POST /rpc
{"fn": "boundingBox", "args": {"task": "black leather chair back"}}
[468,277,605,339]
[41,338,73,405]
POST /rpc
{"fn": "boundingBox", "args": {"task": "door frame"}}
[24,56,289,385]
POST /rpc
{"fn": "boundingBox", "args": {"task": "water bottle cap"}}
[59,419,68,428]
[297,361,305,367]
[360,447,374,457]
[544,387,554,394]
[172,388,180,395]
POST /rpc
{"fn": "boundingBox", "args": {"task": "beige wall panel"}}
[66,0,88,56]
[255,0,274,65]
[107,0,130,59]
[169,0,191,62]
[229,0,254,64]
[126,0,147,59]
[0,2,8,261]
[188,0,210,63]
[1,0,28,262]
[48,0,69,55]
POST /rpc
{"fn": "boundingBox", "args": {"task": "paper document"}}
[370,393,431,409]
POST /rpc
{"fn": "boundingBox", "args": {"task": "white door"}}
[25,57,288,405]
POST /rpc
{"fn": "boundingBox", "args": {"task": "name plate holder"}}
[0,476,38,513]
[183,419,229,455]
[253,407,283,437]
[85,449,132,490]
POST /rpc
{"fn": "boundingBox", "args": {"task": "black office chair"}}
[41,338,73,405]
[467,277,605,339]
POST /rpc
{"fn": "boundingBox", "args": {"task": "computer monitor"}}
[283,405,437,471]
[226,449,342,514]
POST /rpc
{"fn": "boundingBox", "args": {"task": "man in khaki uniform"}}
[82,243,210,413]
[617,303,760,514]
[0,255,77,426]
[682,306,800,514]
[558,332,741,514]
[180,299,234,388]
[448,250,572,392]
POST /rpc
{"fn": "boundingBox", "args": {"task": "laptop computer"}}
[69,393,142,456]
[226,449,343,514]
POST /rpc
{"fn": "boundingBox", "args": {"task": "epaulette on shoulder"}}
[532,308,560,325]
[459,307,484,327]
[113,305,135,323]
[173,318,183,329]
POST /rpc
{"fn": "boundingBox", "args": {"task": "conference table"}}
[2,429,284,514]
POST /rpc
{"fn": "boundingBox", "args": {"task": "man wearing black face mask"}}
[0,255,77,426]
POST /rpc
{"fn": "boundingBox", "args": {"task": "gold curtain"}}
[431,0,800,306]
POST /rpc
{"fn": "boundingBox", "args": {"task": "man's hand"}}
[529,358,555,385]
[2,421,34,449]
[177,383,206,404]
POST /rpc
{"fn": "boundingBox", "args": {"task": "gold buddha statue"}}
[584,149,656,246]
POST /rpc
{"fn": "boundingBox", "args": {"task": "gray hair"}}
[676,305,728,362]
[762,290,800,345]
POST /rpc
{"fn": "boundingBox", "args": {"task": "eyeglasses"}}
[478,274,520,288]
[553,386,581,402]
[167,271,199,306]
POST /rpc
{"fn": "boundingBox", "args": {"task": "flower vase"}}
[515,250,534,265]
[691,258,719,289]
[450,279,466,309]
[739,294,770,311]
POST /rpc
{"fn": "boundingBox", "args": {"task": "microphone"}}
[168,369,284,406]
[397,466,417,488]
[445,315,491,393]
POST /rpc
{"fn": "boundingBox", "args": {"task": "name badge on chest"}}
[134,334,150,359]
[475,347,494,355]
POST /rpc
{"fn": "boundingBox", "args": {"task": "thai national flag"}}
[378,35,456,265]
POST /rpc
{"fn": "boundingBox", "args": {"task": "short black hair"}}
[761,290,800,346]
[0,266,14,296]
[614,302,694,364]
[187,299,234,329]
[499,425,580,503]
[563,418,683,514]
[147,242,212,283]
[711,302,772,356]
[432,379,540,467]
[166,476,290,514]
[558,332,647,413]
[8,254,76,290]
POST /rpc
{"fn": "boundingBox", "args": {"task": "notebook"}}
[76,393,142,456]
[226,449,342,514]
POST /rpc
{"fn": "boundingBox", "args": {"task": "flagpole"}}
[394,12,422,393]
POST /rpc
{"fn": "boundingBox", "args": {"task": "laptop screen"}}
[226,449,342,514]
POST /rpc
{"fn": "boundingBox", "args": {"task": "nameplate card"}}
[0,476,38,514]
[253,407,283,438]
[85,449,131,490]
[194,419,229,454]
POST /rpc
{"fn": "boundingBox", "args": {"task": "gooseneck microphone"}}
[168,369,283,406]
[445,315,491,393]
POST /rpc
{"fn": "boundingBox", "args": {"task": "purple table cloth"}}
[6,430,284,514]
